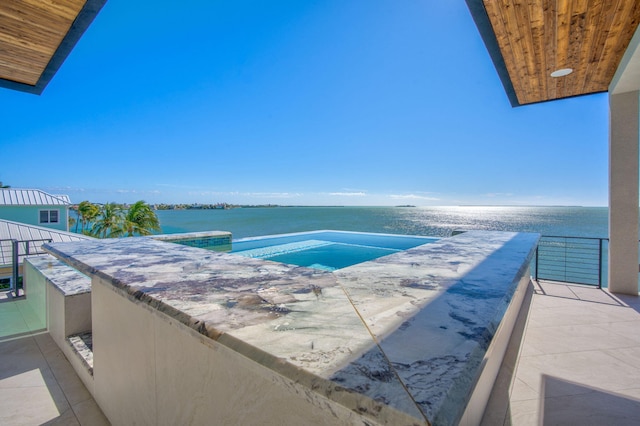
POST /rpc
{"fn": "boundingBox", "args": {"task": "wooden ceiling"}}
[467,0,640,106]
[0,0,106,95]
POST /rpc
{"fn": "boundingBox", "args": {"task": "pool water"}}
[230,231,437,271]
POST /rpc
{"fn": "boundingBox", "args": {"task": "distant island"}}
[153,203,280,210]
[152,204,421,210]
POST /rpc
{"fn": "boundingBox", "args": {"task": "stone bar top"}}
[44,230,539,425]
[25,255,91,296]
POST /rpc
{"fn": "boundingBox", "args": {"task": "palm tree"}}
[123,200,161,236]
[76,201,100,233]
[91,203,125,238]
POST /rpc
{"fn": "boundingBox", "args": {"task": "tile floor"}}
[483,280,640,425]
[0,291,109,425]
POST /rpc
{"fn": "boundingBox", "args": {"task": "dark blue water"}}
[154,206,610,240]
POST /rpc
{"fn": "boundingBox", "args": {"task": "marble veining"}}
[25,255,91,296]
[67,332,93,374]
[44,230,538,425]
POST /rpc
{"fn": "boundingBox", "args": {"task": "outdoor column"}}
[609,90,639,295]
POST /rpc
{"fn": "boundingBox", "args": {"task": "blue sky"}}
[0,1,608,206]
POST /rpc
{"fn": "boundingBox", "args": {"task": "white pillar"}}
[609,91,639,295]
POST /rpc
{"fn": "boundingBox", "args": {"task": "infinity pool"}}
[230,230,438,271]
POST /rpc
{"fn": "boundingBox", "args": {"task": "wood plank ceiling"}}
[0,0,87,86]
[0,0,105,95]
[477,0,640,106]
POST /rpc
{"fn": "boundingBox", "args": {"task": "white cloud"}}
[484,193,514,198]
[187,191,226,196]
[328,192,367,197]
[390,193,440,201]
[245,192,302,199]
[157,183,207,189]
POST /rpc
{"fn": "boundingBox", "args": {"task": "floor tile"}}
[518,351,640,396]
[483,281,640,425]
[46,350,92,406]
[0,384,70,425]
[535,283,577,299]
[72,398,110,426]
[0,365,57,389]
[526,304,637,328]
[0,338,51,381]
[604,347,640,372]
[41,408,81,426]
[593,320,640,344]
[506,399,539,426]
[509,377,539,402]
[541,387,640,426]
[519,322,636,355]
[34,333,64,357]
[0,332,110,426]
[615,294,640,309]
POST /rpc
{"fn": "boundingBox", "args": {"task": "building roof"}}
[0,189,72,206]
[0,218,93,267]
[0,0,107,95]
[466,0,640,106]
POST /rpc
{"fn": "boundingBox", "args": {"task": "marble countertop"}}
[44,230,538,425]
[25,255,91,296]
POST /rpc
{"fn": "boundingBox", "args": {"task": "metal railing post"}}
[535,246,539,280]
[563,237,567,282]
[11,240,19,296]
[5,238,51,297]
[598,238,603,289]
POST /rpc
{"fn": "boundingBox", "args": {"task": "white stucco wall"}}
[91,276,377,426]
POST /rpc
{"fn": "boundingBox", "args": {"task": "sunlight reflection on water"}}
[154,206,610,239]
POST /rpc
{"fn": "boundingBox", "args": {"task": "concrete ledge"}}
[24,256,93,393]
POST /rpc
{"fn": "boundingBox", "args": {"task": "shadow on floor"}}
[535,280,632,308]
[0,290,109,425]
[0,335,78,422]
[480,281,534,425]
[541,375,640,425]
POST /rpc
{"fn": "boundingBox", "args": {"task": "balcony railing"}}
[0,238,52,295]
[533,236,609,288]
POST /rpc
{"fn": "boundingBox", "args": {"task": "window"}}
[39,210,60,224]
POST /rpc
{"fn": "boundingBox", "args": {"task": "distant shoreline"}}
[149,204,605,210]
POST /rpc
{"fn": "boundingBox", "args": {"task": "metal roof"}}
[0,189,72,206]
[0,219,93,267]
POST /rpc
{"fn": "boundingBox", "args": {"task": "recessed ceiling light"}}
[550,68,573,78]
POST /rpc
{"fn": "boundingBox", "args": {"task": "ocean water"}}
[155,206,610,240]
